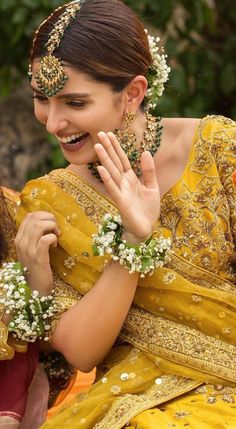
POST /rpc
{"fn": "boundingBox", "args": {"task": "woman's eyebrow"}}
[57,92,90,100]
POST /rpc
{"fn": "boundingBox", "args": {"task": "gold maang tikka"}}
[88,112,162,181]
[29,1,84,97]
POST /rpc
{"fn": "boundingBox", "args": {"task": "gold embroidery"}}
[0,187,18,261]
[45,170,118,225]
[160,115,236,281]
[0,321,14,360]
[195,384,236,405]
[93,376,200,429]
[120,308,236,383]
[167,253,236,296]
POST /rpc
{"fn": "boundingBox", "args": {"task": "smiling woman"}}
[14,0,236,428]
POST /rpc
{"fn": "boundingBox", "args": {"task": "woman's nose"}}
[45,107,69,135]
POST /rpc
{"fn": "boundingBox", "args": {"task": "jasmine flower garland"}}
[145,31,171,111]
[0,261,57,342]
[92,214,171,277]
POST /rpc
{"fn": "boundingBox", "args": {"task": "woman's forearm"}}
[51,261,139,371]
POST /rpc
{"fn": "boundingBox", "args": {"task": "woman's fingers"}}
[94,142,122,186]
[140,151,158,189]
[37,233,58,256]
[16,219,60,252]
[95,131,137,190]
[97,166,122,203]
[97,132,124,174]
[15,212,60,263]
[106,132,131,172]
[16,211,59,243]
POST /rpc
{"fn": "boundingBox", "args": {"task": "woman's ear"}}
[124,75,148,112]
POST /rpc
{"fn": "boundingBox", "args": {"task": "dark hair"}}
[31,0,152,93]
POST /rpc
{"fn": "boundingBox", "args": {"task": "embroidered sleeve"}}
[0,187,18,261]
[211,116,236,246]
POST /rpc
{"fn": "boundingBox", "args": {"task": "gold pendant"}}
[35,54,69,97]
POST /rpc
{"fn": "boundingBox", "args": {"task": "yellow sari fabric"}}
[0,187,28,358]
[16,115,236,428]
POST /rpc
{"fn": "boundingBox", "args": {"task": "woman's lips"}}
[59,133,89,152]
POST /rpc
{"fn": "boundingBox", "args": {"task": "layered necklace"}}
[88,113,162,182]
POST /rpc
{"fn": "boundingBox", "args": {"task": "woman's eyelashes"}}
[66,100,85,107]
[31,94,85,108]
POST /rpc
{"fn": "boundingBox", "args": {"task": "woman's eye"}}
[66,101,85,107]
[31,94,47,101]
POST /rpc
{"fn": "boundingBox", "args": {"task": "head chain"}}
[29,1,84,97]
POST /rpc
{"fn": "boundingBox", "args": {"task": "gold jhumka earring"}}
[29,1,84,97]
[114,111,138,167]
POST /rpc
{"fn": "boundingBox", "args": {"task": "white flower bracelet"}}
[92,214,171,277]
[0,261,57,342]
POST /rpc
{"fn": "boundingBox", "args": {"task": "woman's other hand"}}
[95,131,160,244]
[14,211,60,296]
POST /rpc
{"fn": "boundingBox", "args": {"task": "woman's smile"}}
[56,132,90,152]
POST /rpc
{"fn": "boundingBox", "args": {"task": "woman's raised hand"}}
[95,131,160,244]
[14,211,60,296]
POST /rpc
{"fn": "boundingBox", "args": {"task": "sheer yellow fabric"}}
[16,116,236,428]
[0,187,28,358]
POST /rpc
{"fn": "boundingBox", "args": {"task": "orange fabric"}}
[233,170,236,186]
[47,369,95,417]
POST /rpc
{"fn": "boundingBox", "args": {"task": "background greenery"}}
[0,0,235,174]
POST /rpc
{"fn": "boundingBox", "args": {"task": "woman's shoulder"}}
[164,115,235,152]
[163,115,235,138]
[197,115,236,137]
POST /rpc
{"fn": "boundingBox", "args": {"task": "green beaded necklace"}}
[88,113,162,182]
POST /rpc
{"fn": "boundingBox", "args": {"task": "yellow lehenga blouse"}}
[16,115,236,428]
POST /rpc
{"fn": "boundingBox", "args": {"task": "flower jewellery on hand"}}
[0,262,57,342]
[92,214,171,277]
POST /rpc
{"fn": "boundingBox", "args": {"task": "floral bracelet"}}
[0,261,57,342]
[92,214,171,277]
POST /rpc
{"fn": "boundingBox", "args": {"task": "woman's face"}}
[31,61,126,165]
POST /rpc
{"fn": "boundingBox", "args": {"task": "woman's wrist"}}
[92,214,171,277]
[121,231,152,245]
[0,261,57,342]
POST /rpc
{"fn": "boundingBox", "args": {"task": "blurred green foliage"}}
[124,0,236,119]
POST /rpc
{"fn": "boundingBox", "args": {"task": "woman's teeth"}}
[58,133,88,144]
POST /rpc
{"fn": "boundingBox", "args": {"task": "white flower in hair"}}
[145,30,171,110]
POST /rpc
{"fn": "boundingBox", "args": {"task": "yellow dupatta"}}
[0,187,28,358]
[15,115,236,428]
